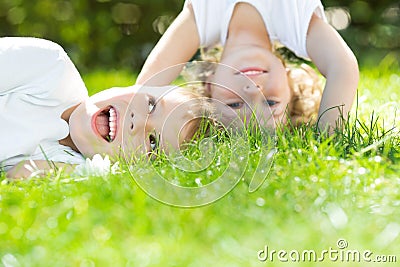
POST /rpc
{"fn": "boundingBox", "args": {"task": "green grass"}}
[1,57,399,267]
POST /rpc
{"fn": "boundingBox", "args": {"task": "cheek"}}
[211,87,240,104]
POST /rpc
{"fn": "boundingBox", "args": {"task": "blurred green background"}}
[0,0,399,73]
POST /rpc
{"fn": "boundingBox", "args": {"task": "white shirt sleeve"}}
[0,37,88,170]
[268,0,327,59]
[184,0,226,47]
[0,37,68,93]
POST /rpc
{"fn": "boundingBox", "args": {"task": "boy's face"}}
[69,86,195,158]
[208,47,291,129]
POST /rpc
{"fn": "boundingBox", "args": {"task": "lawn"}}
[0,55,399,267]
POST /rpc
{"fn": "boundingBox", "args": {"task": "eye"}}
[149,133,158,152]
[148,96,156,114]
[227,102,244,109]
[266,100,278,106]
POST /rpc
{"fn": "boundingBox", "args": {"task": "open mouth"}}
[236,68,268,76]
[93,106,117,142]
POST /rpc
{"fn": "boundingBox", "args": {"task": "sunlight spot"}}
[373,156,382,163]
[294,176,301,183]
[369,204,394,215]
[314,196,325,206]
[370,183,376,189]
[358,167,367,175]
[206,170,213,176]
[375,178,383,185]
[152,15,174,35]
[256,197,265,207]
[343,176,352,195]
[325,7,351,30]
[46,217,58,229]
[315,189,328,205]
[318,189,326,197]
[325,203,348,229]
[1,254,20,267]
[294,204,303,212]
[74,197,88,215]
[66,210,73,221]
[28,200,37,209]
[374,223,400,247]
[382,6,400,22]
[195,178,202,186]
[7,7,26,25]
[389,74,400,83]
[112,3,141,25]
[92,225,112,242]
[311,175,318,183]
[25,228,37,241]
[32,246,47,260]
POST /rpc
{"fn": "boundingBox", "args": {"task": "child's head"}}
[69,85,212,158]
[183,46,323,129]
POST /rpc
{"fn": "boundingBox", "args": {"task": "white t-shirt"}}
[185,0,327,59]
[0,37,88,171]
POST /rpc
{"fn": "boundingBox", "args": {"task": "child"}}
[136,0,359,132]
[0,37,211,178]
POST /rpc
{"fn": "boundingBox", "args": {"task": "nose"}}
[128,111,134,131]
[243,84,265,100]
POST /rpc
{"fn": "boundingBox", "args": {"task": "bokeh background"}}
[0,0,399,73]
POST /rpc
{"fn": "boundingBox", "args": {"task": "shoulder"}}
[269,0,327,59]
[0,37,67,59]
[0,37,73,76]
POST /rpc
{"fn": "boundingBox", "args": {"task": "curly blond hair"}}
[286,63,323,125]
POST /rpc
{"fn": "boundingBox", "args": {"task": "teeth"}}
[108,107,117,141]
[242,70,264,75]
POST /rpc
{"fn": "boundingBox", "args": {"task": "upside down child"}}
[137,0,359,132]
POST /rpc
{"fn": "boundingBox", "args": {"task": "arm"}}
[136,3,200,86]
[306,15,359,132]
[6,160,75,179]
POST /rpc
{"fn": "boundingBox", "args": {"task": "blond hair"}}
[171,86,216,143]
[286,63,323,125]
[182,45,324,126]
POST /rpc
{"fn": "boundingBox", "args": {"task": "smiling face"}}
[208,46,292,129]
[69,85,197,158]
